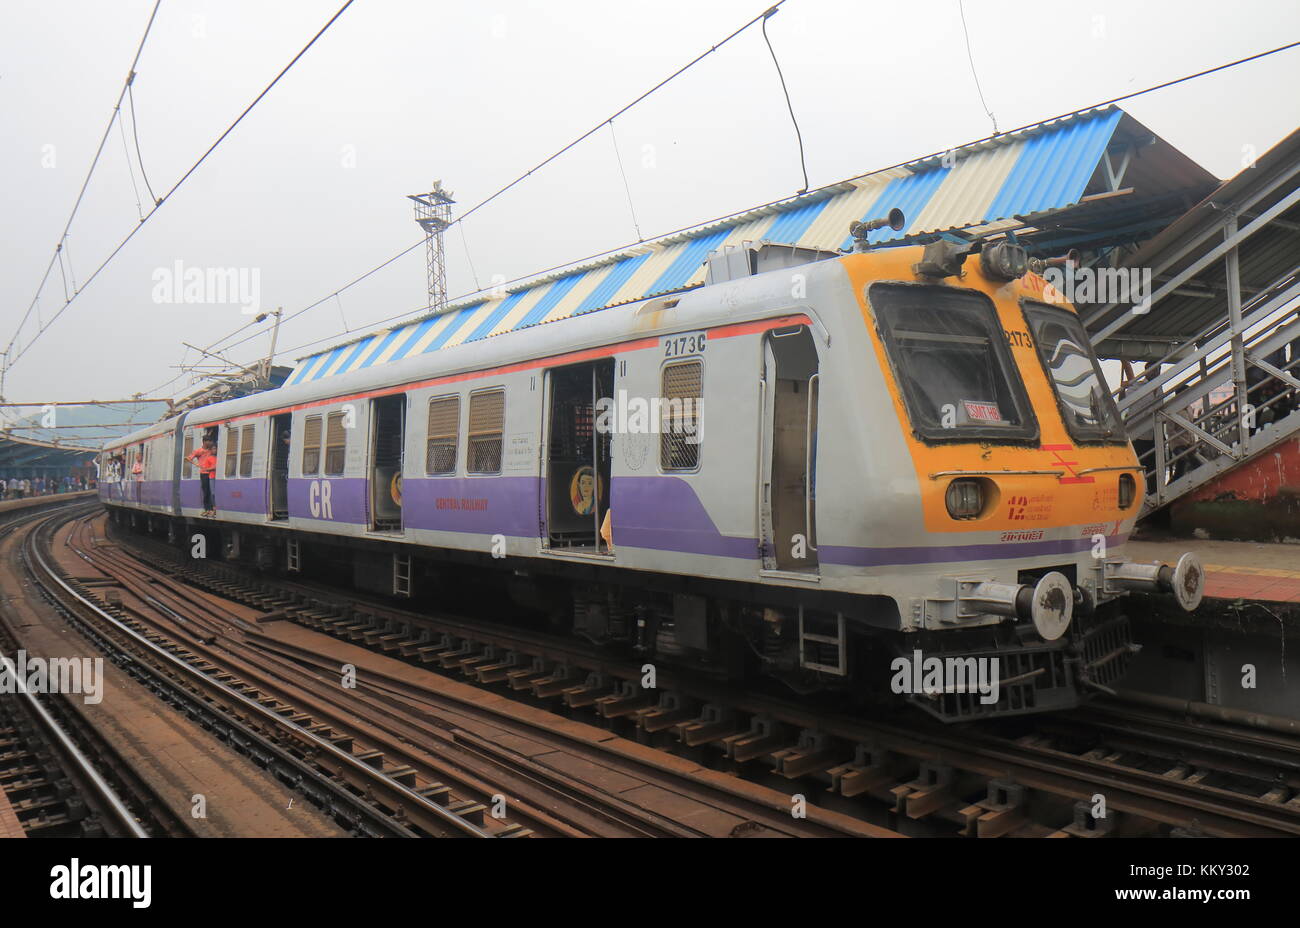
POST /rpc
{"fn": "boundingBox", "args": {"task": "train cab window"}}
[302,415,322,475]
[224,428,239,477]
[239,424,255,477]
[467,389,505,474]
[868,283,1037,443]
[1022,300,1126,443]
[324,411,347,475]
[661,360,703,470]
[426,395,459,475]
[182,432,195,479]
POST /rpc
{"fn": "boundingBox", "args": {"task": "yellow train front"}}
[808,234,1203,720]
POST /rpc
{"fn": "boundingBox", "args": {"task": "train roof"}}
[109,248,853,445]
[100,414,179,453]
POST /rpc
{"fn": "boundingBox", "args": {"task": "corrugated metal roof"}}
[285,106,1140,385]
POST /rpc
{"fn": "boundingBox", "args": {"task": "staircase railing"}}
[1114,267,1300,512]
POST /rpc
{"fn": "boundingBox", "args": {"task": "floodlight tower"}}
[409,182,455,311]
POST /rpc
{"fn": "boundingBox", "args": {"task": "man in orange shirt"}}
[187,438,218,517]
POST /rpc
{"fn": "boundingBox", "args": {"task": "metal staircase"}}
[1082,129,1300,515]
[1119,296,1300,513]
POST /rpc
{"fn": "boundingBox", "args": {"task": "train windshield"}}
[870,283,1037,443]
[1022,300,1126,443]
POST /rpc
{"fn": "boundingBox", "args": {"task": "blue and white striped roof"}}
[287,106,1127,385]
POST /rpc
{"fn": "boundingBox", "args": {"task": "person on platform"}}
[187,438,219,517]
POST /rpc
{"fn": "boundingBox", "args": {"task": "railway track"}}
[22,507,508,838]
[0,501,181,837]
[52,508,879,837]
[105,513,1300,838]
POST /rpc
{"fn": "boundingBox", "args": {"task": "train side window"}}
[324,411,347,475]
[224,427,239,478]
[660,360,703,471]
[426,395,460,475]
[467,389,505,474]
[182,432,194,479]
[239,424,255,477]
[302,415,322,475]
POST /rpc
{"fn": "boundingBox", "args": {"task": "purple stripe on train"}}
[213,478,269,516]
[101,479,170,507]
[112,473,1120,571]
[180,479,204,510]
[610,476,757,559]
[818,533,1130,568]
[287,477,369,524]
[403,477,539,537]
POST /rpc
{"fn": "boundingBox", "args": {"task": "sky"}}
[2,0,1298,406]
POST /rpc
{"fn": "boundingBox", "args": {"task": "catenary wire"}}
[2,0,356,376]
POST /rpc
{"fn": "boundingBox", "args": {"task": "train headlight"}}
[1118,473,1137,509]
[979,241,1028,281]
[945,479,984,520]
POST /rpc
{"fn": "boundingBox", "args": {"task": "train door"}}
[760,325,819,572]
[172,414,189,515]
[269,413,291,520]
[545,361,613,550]
[369,394,405,531]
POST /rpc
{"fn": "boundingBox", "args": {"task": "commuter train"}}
[100,228,1204,721]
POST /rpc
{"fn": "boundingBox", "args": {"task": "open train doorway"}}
[269,413,291,520]
[545,360,613,550]
[370,394,405,532]
[760,325,819,572]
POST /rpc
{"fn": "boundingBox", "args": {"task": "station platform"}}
[1127,537,1300,604]
[1121,536,1299,721]
[0,491,95,516]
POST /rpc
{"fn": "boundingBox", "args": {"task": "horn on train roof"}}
[1028,249,1080,275]
[848,208,905,249]
[850,207,906,236]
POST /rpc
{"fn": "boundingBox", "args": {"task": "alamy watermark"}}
[0,651,103,704]
[1041,265,1153,314]
[49,859,150,908]
[890,649,1000,706]
[151,260,261,314]
[594,389,701,442]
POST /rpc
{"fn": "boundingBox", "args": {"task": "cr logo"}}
[309,479,334,519]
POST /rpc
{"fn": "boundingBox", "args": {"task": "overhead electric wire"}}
[116,109,146,219]
[760,5,809,193]
[458,222,482,292]
[126,79,160,206]
[2,0,357,377]
[958,0,998,134]
[258,33,1300,371]
[160,31,1300,385]
[454,0,792,229]
[608,120,644,241]
[4,0,163,374]
[206,0,792,360]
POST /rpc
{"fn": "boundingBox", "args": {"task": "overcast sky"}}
[2,0,1298,405]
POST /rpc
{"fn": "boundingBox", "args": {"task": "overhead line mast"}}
[409,183,455,312]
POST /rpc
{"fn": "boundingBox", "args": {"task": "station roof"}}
[0,433,98,473]
[287,104,1215,386]
[1,402,172,448]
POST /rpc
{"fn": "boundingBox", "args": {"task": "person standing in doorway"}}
[187,438,219,517]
